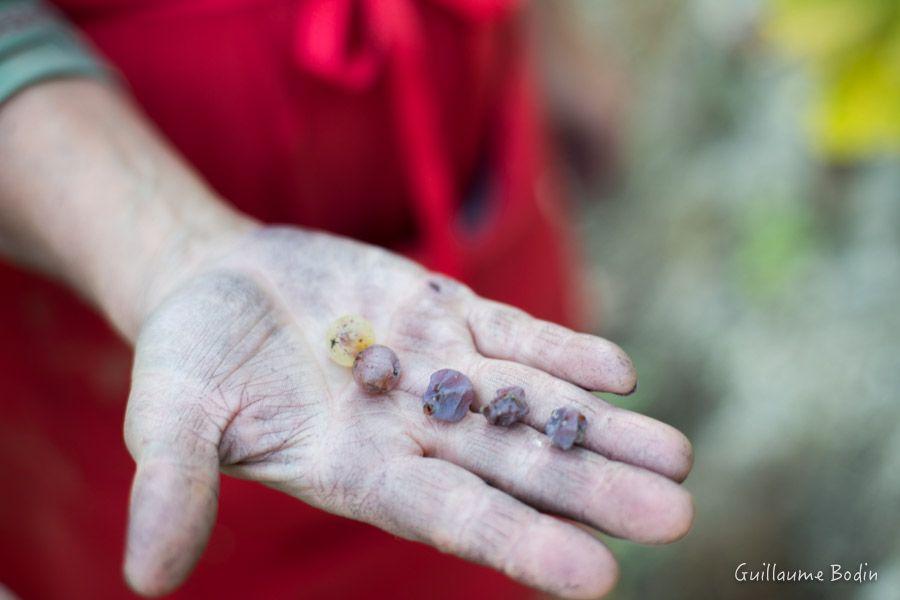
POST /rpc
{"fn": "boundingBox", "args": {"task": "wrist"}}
[102,199,260,342]
[0,78,260,341]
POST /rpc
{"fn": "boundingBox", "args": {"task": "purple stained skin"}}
[545,406,587,450]
[482,386,529,427]
[422,369,475,422]
[352,345,401,394]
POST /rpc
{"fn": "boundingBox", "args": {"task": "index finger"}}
[467,299,637,394]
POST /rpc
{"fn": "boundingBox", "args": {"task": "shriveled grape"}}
[422,369,475,422]
[482,386,528,427]
[545,406,587,450]
[353,345,401,394]
[326,314,375,367]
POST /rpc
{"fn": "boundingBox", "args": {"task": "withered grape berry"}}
[482,386,528,427]
[545,407,587,450]
[423,369,475,422]
[353,345,401,394]
[326,315,375,367]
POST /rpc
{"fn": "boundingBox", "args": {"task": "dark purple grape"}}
[482,386,529,427]
[545,407,587,450]
[422,369,475,422]
[352,345,401,394]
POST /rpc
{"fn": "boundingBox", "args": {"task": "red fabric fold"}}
[294,0,519,276]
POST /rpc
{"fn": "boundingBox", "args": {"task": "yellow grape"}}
[326,315,375,367]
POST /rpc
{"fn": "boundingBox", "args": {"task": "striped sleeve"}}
[0,0,111,105]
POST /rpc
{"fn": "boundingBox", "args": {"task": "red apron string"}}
[367,0,460,276]
[294,0,522,277]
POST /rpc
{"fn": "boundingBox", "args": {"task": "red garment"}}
[0,0,582,598]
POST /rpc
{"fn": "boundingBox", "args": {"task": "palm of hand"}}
[124,227,693,599]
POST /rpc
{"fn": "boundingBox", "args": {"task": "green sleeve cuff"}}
[0,1,111,105]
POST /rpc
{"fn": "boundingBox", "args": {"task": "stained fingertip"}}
[646,421,694,483]
[561,335,636,394]
[672,431,694,483]
[644,486,694,544]
[514,517,619,599]
[615,478,695,545]
[592,341,637,395]
[124,560,177,598]
[123,459,218,597]
[667,488,695,543]
[592,406,694,482]
[468,300,637,395]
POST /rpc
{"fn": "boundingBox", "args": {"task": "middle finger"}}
[404,397,694,545]
[402,352,693,482]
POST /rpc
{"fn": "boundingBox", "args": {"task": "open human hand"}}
[124,226,694,599]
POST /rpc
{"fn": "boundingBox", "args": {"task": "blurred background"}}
[539,0,900,598]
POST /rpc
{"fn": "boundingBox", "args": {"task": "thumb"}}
[123,384,221,597]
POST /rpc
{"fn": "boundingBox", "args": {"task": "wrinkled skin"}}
[124,226,694,599]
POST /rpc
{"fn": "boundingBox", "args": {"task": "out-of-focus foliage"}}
[563,0,900,598]
[766,0,900,158]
